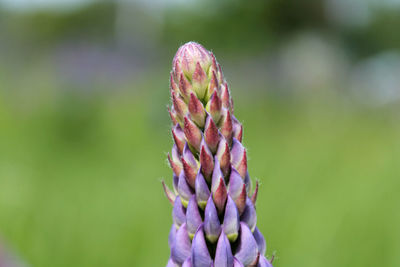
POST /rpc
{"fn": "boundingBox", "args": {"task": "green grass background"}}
[0,78,399,266]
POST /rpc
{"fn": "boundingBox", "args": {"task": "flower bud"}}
[214,233,234,267]
[191,225,213,267]
[171,223,191,265]
[195,172,210,210]
[204,197,221,243]
[186,195,202,239]
[172,196,186,229]
[184,116,202,152]
[204,115,220,154]
[235,223,258,267]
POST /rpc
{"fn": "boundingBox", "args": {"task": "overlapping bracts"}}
[163,42,273,267]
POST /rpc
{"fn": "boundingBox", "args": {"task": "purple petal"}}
[233,258,244,267]
[195,172,211,210]
[215,137,231,177]
[173,196,186,228]
[228,168,244,200]
[220,108,233,145]
[204,196,221,243]
[222,196,239,242]
[171,223,191,265]
[253,227,266,256]
[186,195,203,239]
[211,158,227,213]
[204,115,220,153]
[200,138,214,182]
[234,223,258,266]
[240,198,257,232]
[169,224,177,249]
[191,225,213,267]
[182,143,199,188]
[184,116,202,152]
[189,92,206,127]
[172,124,186,154]
[230,138,247,178]
[228,169,247,214]
[178,171,194,207]
[182,257,193,267]
[214,233,234,267]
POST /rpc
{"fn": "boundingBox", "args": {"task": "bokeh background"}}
[0,0,399,266]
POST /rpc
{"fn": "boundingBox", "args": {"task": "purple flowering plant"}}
[163,42,274,267]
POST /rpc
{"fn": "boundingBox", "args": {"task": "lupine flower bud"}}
[171,223,191,265]
[172,196,186,228]
[187,195,202,239]
[164,42,274,267]
[214,233,234,267]
[204,197,221,243]
[195,172,210,210]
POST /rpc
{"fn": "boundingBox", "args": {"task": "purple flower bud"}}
[168,106,179,126]
[253,227,266,257]
[251,180,259,205]
[216,137,231,178]
[179,73,192,101]
[207,92,222,124]
[214,232,234,267]
[232,115,243,142]
[189,92,206,127]
[204,115,220,154]
[195,172,210,210]
[171,223,191,265]
[172,91,188,122]
[257,256,273,267]
[162,180,176,205]
[241,198,257,232]
[204,197,221,243]
[172,124,186,155]
[235,223,258,266]
[184,116,203,152]
[178,172,194,207]
[191,225,213,267]
[200,139,214,182]
[168,145,183,177]
[192,62,208,100]
[211,159,227,214]
[223,196,239,242]
[186,195,202,239]
[220,108,233,145]
[169,224,177,249]
[181,143,199,188]
[228,168,246,214]
[172,196,186,228]
[206,71,219,101]
[230,138,247,178]
[173,42,212,80]
[220,82,232,111]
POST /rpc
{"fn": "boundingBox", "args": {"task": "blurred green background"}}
[0,0,400,266]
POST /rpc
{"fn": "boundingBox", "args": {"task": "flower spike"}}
[165,42,274,266]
